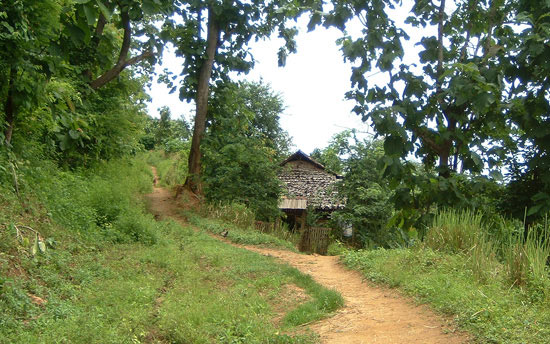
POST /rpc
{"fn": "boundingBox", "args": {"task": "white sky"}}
[146,18,373,154]
[146,2,422,154]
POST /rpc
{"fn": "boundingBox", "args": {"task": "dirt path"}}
[146,169,469,344]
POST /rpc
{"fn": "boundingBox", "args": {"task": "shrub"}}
[114,208,158,245]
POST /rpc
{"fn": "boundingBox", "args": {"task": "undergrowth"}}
[0,152,343,342]
[199,202,302,247]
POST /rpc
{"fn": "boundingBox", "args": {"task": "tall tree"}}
[319,0,523,210]
[165,0,315,193]
[201,81,290,219]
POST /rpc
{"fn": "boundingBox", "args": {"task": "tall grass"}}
[502,221,550,296]
[425,209,550,293]
[343,209,550,342]
[202,202,256,229]
[425,209,498,282]
[425,209,482,253]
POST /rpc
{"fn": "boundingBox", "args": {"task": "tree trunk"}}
[3,66,17,145]
[439,147,451,178]
[184,8,220,193]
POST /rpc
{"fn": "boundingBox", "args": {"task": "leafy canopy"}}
[202,81,290,220]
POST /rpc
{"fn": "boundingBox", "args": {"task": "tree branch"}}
[90,50,154,89]
[459,0,477,62]
[436,0,446,94]
[90,11,152,90]
[415,127,444,155]
[117,10,132,66]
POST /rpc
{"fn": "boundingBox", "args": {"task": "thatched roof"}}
[278,150,344,211]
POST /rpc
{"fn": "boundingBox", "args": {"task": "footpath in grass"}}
[342,247,550,344]
[4,219,329,343]
[1,158,343,343]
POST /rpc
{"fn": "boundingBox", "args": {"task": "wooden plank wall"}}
[299,227,331,255]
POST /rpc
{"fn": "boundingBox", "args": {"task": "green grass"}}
[1,218,342,343]
[341,246,550,343]
[339,209,550,343]
[0,153,343,343]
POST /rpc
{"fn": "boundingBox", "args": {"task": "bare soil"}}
[146,169,470,344]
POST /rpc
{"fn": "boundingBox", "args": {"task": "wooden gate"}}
[299,227,331,255]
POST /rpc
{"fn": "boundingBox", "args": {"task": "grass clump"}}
[502,222,550,298]
[202,202,256,229]
[425,208,482,253]
[425,209,498,282]
[282,272,343,326]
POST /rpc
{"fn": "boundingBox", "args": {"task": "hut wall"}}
[279,163,342,210]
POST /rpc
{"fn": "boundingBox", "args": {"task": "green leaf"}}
[470,152,483,169]
[95,0,111,21]
[307,13,322,32]
[46,238,57,248]
[527,204,542,216]
[384,135,404,156]
[58,134,70,151]
[142,0,158,15]
[74,0,92,3]
[38,240,46,253]
[532,192,550,202]
[83,4,98,26]
[67,25,85,45]
[69,129,80,139]
[489,170,503,180]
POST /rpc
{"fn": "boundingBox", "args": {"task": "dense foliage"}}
[312,132,395,247]
[201,81,291,220]
[307,0,550,229]
[0,0,164,167]
[141,106,190,152]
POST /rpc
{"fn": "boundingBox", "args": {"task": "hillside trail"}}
[146,168,470,344]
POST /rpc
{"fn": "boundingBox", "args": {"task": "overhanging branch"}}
[90,10,153,90]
